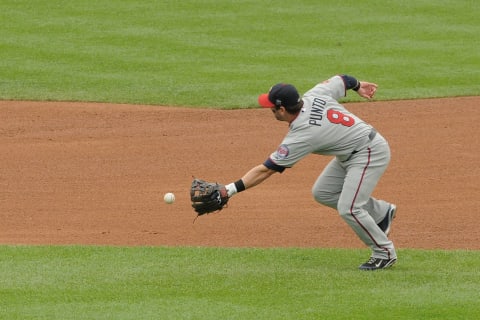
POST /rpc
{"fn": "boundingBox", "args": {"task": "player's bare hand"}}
[356,81,378,100]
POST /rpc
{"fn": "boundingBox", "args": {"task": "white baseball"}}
[164,192,175,204]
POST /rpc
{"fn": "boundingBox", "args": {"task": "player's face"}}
[271,107,280,120]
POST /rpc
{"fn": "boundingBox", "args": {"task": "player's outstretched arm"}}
[225,164,277,197]
[190,164,277,216]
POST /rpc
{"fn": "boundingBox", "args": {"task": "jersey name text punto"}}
[309,97,326,126]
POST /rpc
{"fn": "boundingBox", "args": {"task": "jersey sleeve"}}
[303,75,346,100]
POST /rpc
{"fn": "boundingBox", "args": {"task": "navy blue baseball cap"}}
[258,83,300,108]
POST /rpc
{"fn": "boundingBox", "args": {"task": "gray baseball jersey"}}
[267,75,373,168]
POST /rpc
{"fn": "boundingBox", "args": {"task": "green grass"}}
[1,246,479,319]
[1,0,479,107]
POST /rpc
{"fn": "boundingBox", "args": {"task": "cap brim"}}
[258,93,275,108]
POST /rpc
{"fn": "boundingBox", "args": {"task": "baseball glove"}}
[190,178,229,215]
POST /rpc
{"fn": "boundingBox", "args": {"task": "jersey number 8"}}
[327,109,355,127]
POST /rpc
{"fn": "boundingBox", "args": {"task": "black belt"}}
[343,128,377,161]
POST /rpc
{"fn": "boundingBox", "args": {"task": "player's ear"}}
[280,106,290,115]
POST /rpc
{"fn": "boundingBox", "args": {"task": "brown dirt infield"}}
[1,98,479,250]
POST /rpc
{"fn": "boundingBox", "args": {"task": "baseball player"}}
[223,75,397,270]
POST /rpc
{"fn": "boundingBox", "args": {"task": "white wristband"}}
[225,183,237,197]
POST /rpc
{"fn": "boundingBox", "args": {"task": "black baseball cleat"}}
[358,257,397,271]
[377,204,397,236]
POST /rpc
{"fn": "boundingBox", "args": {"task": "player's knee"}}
[312,188,337,208]
[336,204,351,218]
[336,202,361,218]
